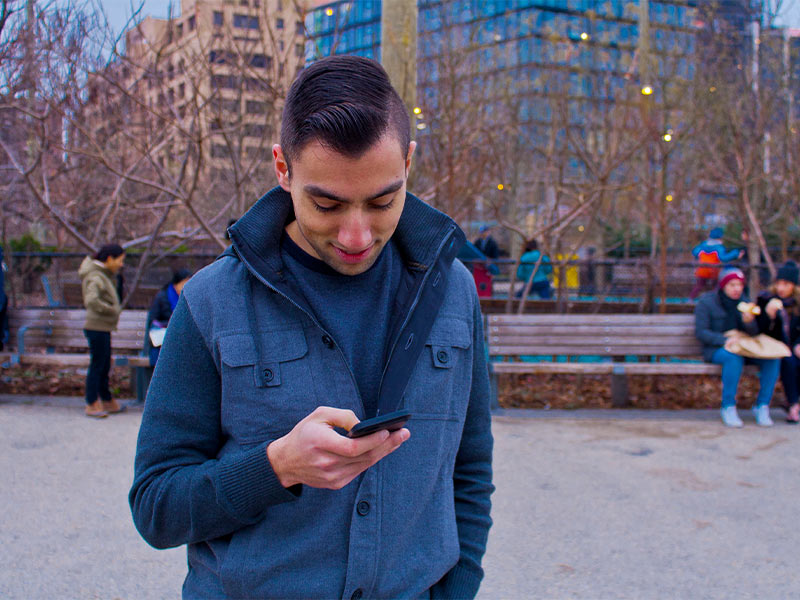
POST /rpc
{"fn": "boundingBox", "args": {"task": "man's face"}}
[274,134,415,276]
[106,254,125,274]
[776,280,794,299]
[723,278,744,300]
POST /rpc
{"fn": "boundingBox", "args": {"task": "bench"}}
[486,313,753,408]
[0,308,152,401]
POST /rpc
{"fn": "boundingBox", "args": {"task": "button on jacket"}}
[130,187,494,599]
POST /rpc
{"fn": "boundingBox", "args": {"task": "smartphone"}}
[346,409,412,439]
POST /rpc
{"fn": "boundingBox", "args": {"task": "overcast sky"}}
[99,0,800,36]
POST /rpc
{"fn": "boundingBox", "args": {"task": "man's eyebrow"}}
[303,180,404,204]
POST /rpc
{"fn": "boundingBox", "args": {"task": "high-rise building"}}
[85,0,306,198]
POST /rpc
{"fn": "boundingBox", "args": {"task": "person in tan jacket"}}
[79,244,125,418]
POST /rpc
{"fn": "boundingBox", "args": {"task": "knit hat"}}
[776,260,799,285]
[718,267,745,289]
[709,227,724,239]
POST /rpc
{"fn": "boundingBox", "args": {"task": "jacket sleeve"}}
[695,297,727,349]
[431,296,494,599]
[129,295,300,550]
[84,276,117,316]
[691,242,703,258]
[147,289,172,325]
[718,246,741,263]
[755,293,783,340]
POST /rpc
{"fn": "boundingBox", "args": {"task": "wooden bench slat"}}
[488,325,697,336]
[10,353,150,367]
[489,335,701,347]
[491,345,703,356]
[488,314,695,325]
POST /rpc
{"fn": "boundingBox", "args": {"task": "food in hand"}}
[737,302,761,315]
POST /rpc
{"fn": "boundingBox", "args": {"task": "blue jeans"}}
[711,348,780,408]
[515,280,553,299]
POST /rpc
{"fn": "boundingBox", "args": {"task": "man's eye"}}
[313,202,338,213]
[372,199,395,211]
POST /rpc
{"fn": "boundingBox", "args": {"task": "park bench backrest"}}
[7,309,148,352]
[487,313,703,358]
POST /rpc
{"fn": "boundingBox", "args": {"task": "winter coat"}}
[78,256,121,332]
[130,187,495,599]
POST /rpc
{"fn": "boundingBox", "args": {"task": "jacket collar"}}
[227,186,464,284]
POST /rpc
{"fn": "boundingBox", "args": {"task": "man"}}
[130,56,494,599]
[473,225,500,260]
[690,227,742,299]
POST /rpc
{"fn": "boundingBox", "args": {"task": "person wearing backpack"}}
[690,227,742,299]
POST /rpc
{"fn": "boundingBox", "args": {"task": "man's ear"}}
[273,144,291,191]
[405,141,417,177]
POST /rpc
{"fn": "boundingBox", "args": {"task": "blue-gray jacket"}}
[129,187,494,599]
[694,290,759,362]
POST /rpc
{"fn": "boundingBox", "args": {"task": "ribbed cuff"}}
[217,442,301,520]
[431,562,482,600]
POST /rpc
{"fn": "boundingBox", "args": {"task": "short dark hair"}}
[280,55,411,171]
[171,268,192,285]
[94,244,124,262]
[525,239,539,252]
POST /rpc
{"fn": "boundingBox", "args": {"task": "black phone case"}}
[346,409,412,438]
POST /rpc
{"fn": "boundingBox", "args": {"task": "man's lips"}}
[333,244,374,264]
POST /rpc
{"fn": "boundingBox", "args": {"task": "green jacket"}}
[79,256,121,331]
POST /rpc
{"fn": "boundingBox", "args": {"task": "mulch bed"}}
[0,365,132,397]
[0,365,785,411]
[499,373,782,410]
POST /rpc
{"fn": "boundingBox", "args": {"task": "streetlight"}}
[325,8,334,16]
[665,194,674,202]
[580,32,589,41]
[641,86,653,96]
[497,184,504,191]
[413,107,422,115]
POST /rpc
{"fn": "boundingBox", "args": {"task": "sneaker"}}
[85,400,108,419]
[752,405,774,427]
[721,406,743,428]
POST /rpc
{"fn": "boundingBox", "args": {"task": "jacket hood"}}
[79,256,111,280]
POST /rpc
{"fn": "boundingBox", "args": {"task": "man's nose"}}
[338,210,372,250]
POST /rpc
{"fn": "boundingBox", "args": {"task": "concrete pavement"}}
[1,396,799,599]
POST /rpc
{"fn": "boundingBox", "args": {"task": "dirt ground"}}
[0,364,786,412]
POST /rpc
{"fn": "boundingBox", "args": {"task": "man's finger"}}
[309,406,360,430]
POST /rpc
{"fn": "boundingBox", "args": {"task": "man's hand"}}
[266,406,410,490]
[724,331,742,352]
[741,311,755,323]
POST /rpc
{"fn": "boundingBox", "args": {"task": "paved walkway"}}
[1,395,798,599]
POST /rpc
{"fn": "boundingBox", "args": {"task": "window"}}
[211,74,236,89]
[211,144,230,158]
[250,54,271,68]
[296,21,304,35]
[176,23,183,37]
[295,43,303,58]
[234,14,259,29]
[188,15,196,31]
[213,11,223,26]
[179,83,185,98]
[276,18,284,29]
[246,100,266,114]
[245,123,266,137]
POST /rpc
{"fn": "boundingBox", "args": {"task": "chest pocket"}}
[218,330,312,442]
[406,317,472,418]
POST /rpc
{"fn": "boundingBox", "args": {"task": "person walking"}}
[690,227,742,299]
[515,239,553,299]
[695,267,780,427]
[144,268,192,367]
[79,244,125,418]
[756,260,800,423]
[130,56,494,599]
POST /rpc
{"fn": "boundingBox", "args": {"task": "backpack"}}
[696,250,720,279]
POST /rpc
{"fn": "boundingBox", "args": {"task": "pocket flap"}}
[219,330,309,367]
[219,334,257,367]
[426,317,471,349]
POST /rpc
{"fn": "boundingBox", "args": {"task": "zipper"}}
[376,225,457,414]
